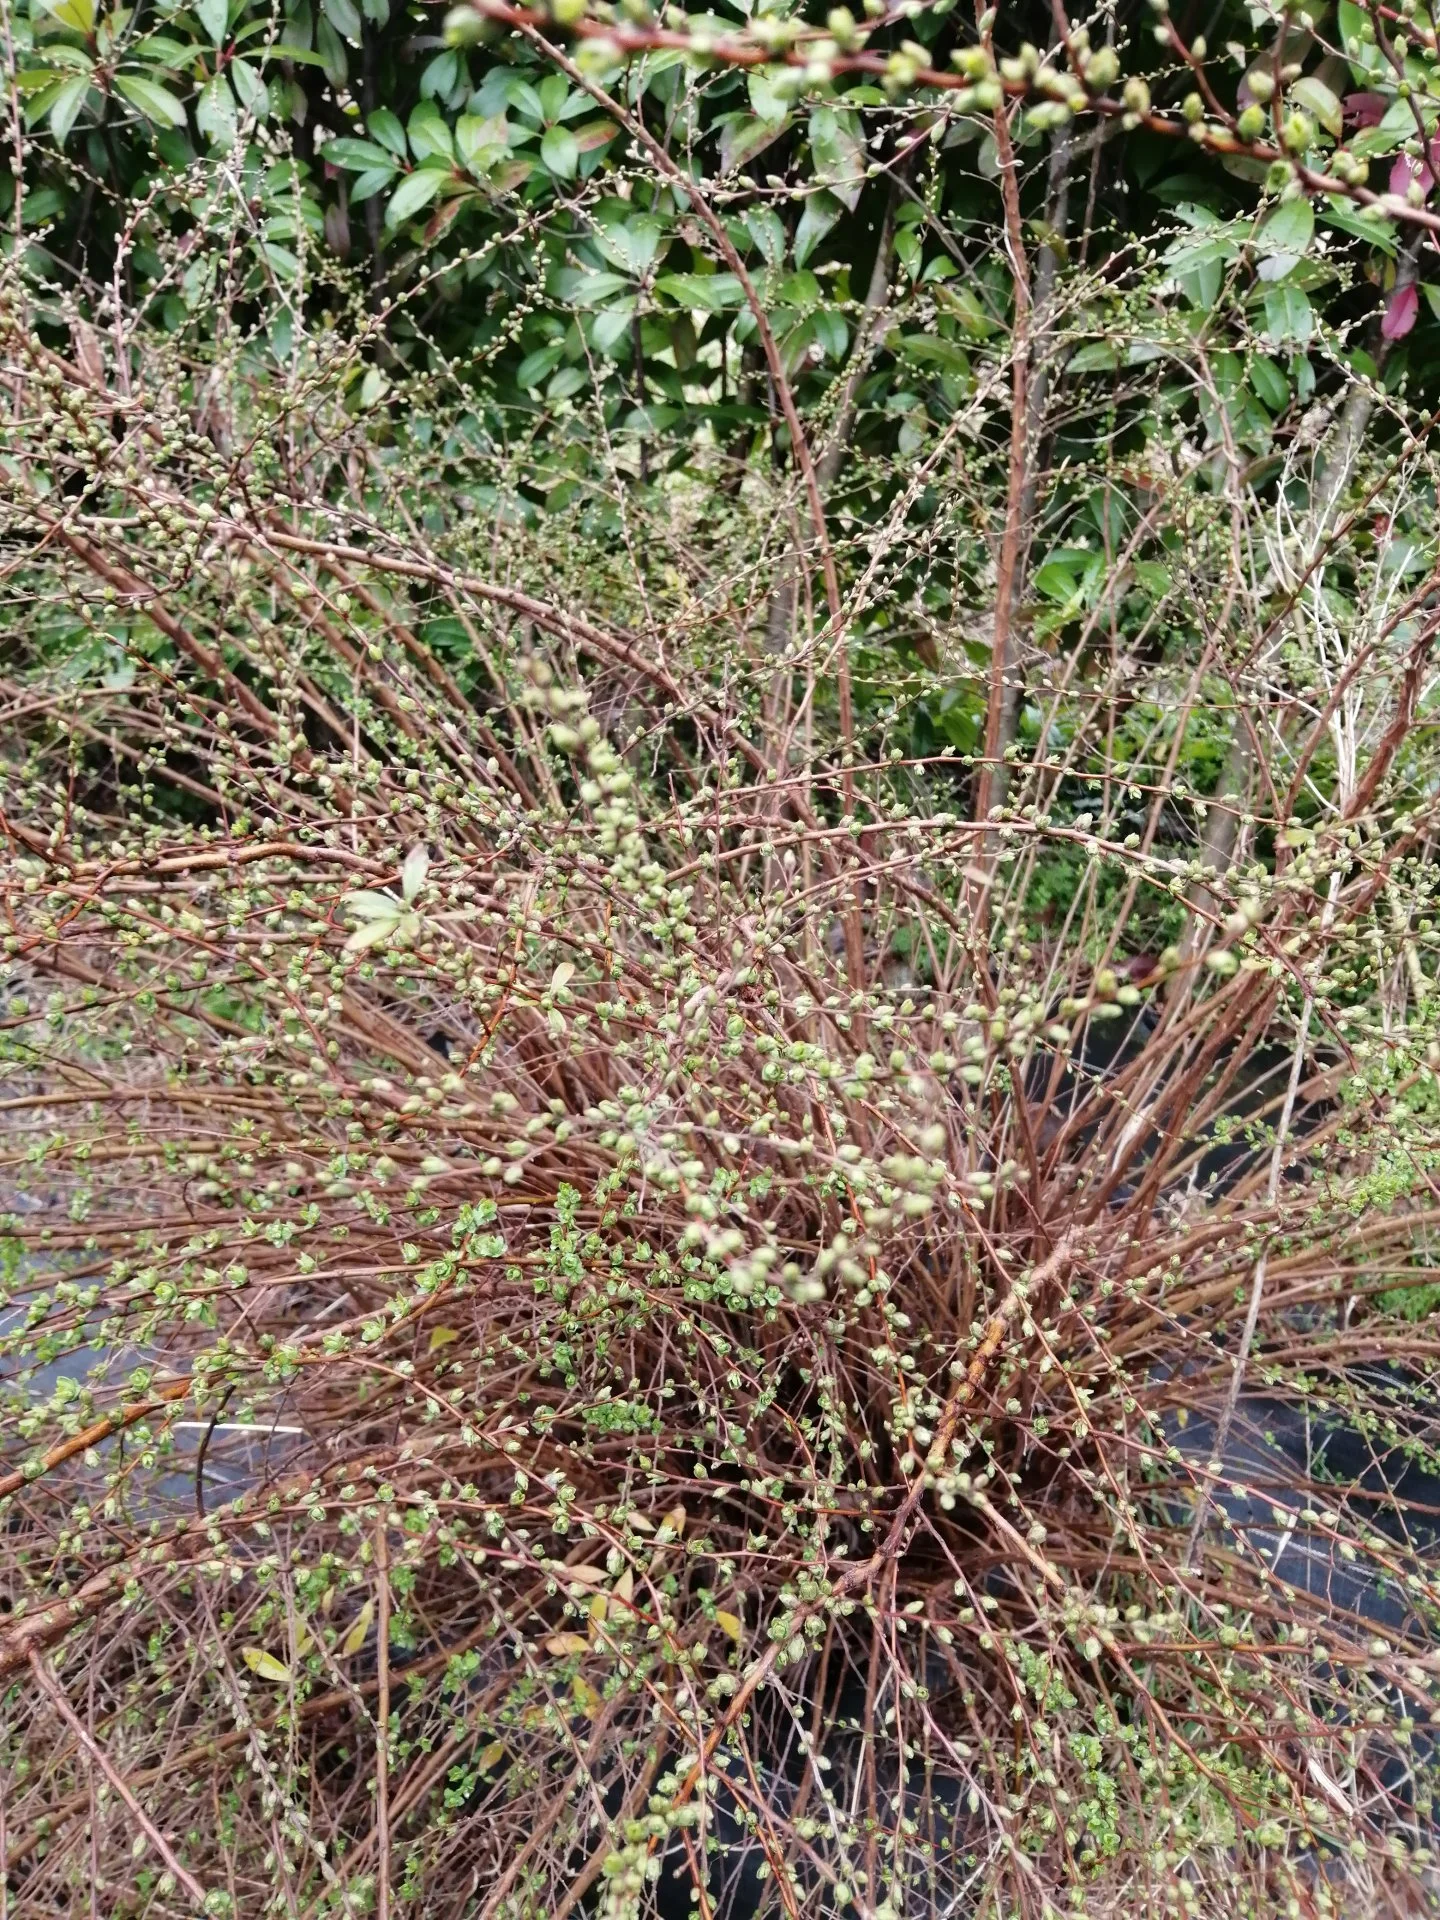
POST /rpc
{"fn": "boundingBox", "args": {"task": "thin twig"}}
[974,74,1032,852]
[374,1517,392,1920]
[1183,996,1316,1571]
[28,1654,210,1910]
[193,1382,236,1520]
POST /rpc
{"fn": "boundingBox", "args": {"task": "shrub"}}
[5,2,1440,1911]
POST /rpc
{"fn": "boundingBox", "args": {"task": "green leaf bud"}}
[1121,75,1150,115]
[1281,110,1314,153]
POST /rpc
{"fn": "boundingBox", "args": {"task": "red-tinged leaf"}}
[1389,153,1434,198]
[1382,281,1419,342]
[423,194,467,245]
[571,119,618,154]
[1344,91,1388,129]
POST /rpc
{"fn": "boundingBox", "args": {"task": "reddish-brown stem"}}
[519,25,867,988]
[975,90,1032,845]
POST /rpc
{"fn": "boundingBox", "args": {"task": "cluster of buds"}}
[824,5,865,51]
[948,41,1002,112]
[1120,74,1150,127]
[1280,109,1315,155]
[749,10,804,50]
[1059,27,1128,95]
[1078,44,1120,92]
[1002,40,1114,128]
[525,660,646,869]
[881,39,933,95]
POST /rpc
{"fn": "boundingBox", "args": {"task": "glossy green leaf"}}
[1350,99,1414,159]
[936,284,1002,338]
[1289,76,1342,138]
[1337,0,1385,78]
[1258,198,1314,258]
[655,271,745,312]
[456,113,509,176]
[473,72,542,123]
[591,304,635,353]
[745,67,790,125]
[1165,204,1241,279]
[811,308,848,361]
[744,207,786,269]
[1336,0,1366,44]
[229,58,268,111]
[420,48,459,96]
[321,0,360,39]
[316,16,347,86]
[367,107,407,157]
[717,111,788,176]
[537,72,569,123]
[279,0,313,48]
[349,165,396,204]
[1033,558,1082,602]
[540,125,578,179]
[39,0,95,34]
[1248,354,1289,412]
[1262,282,1313,345]
[808,106,866,211]
[408,100,453,163]
[385,166,447,227]
[1381,535,1425,577]
[1320,196,1397,254]
[196,72,237,147]
[1068,342,1119,372]
[592,216,662,278]
[557,268,631,304]
[515,342,565,387]
[1255,197,1313,282]
[130,33,193,65]
[893,332,971,376]
[778,269,821,308]
[19,45,94,78]
[794,189,841,267]
[324,136,396,170]
[47,73,90,145]
[1175,258,1223,310]
[194,0,229,46]
[114,73,188,128]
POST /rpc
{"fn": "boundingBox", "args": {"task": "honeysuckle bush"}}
[6,3,1440,1917]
